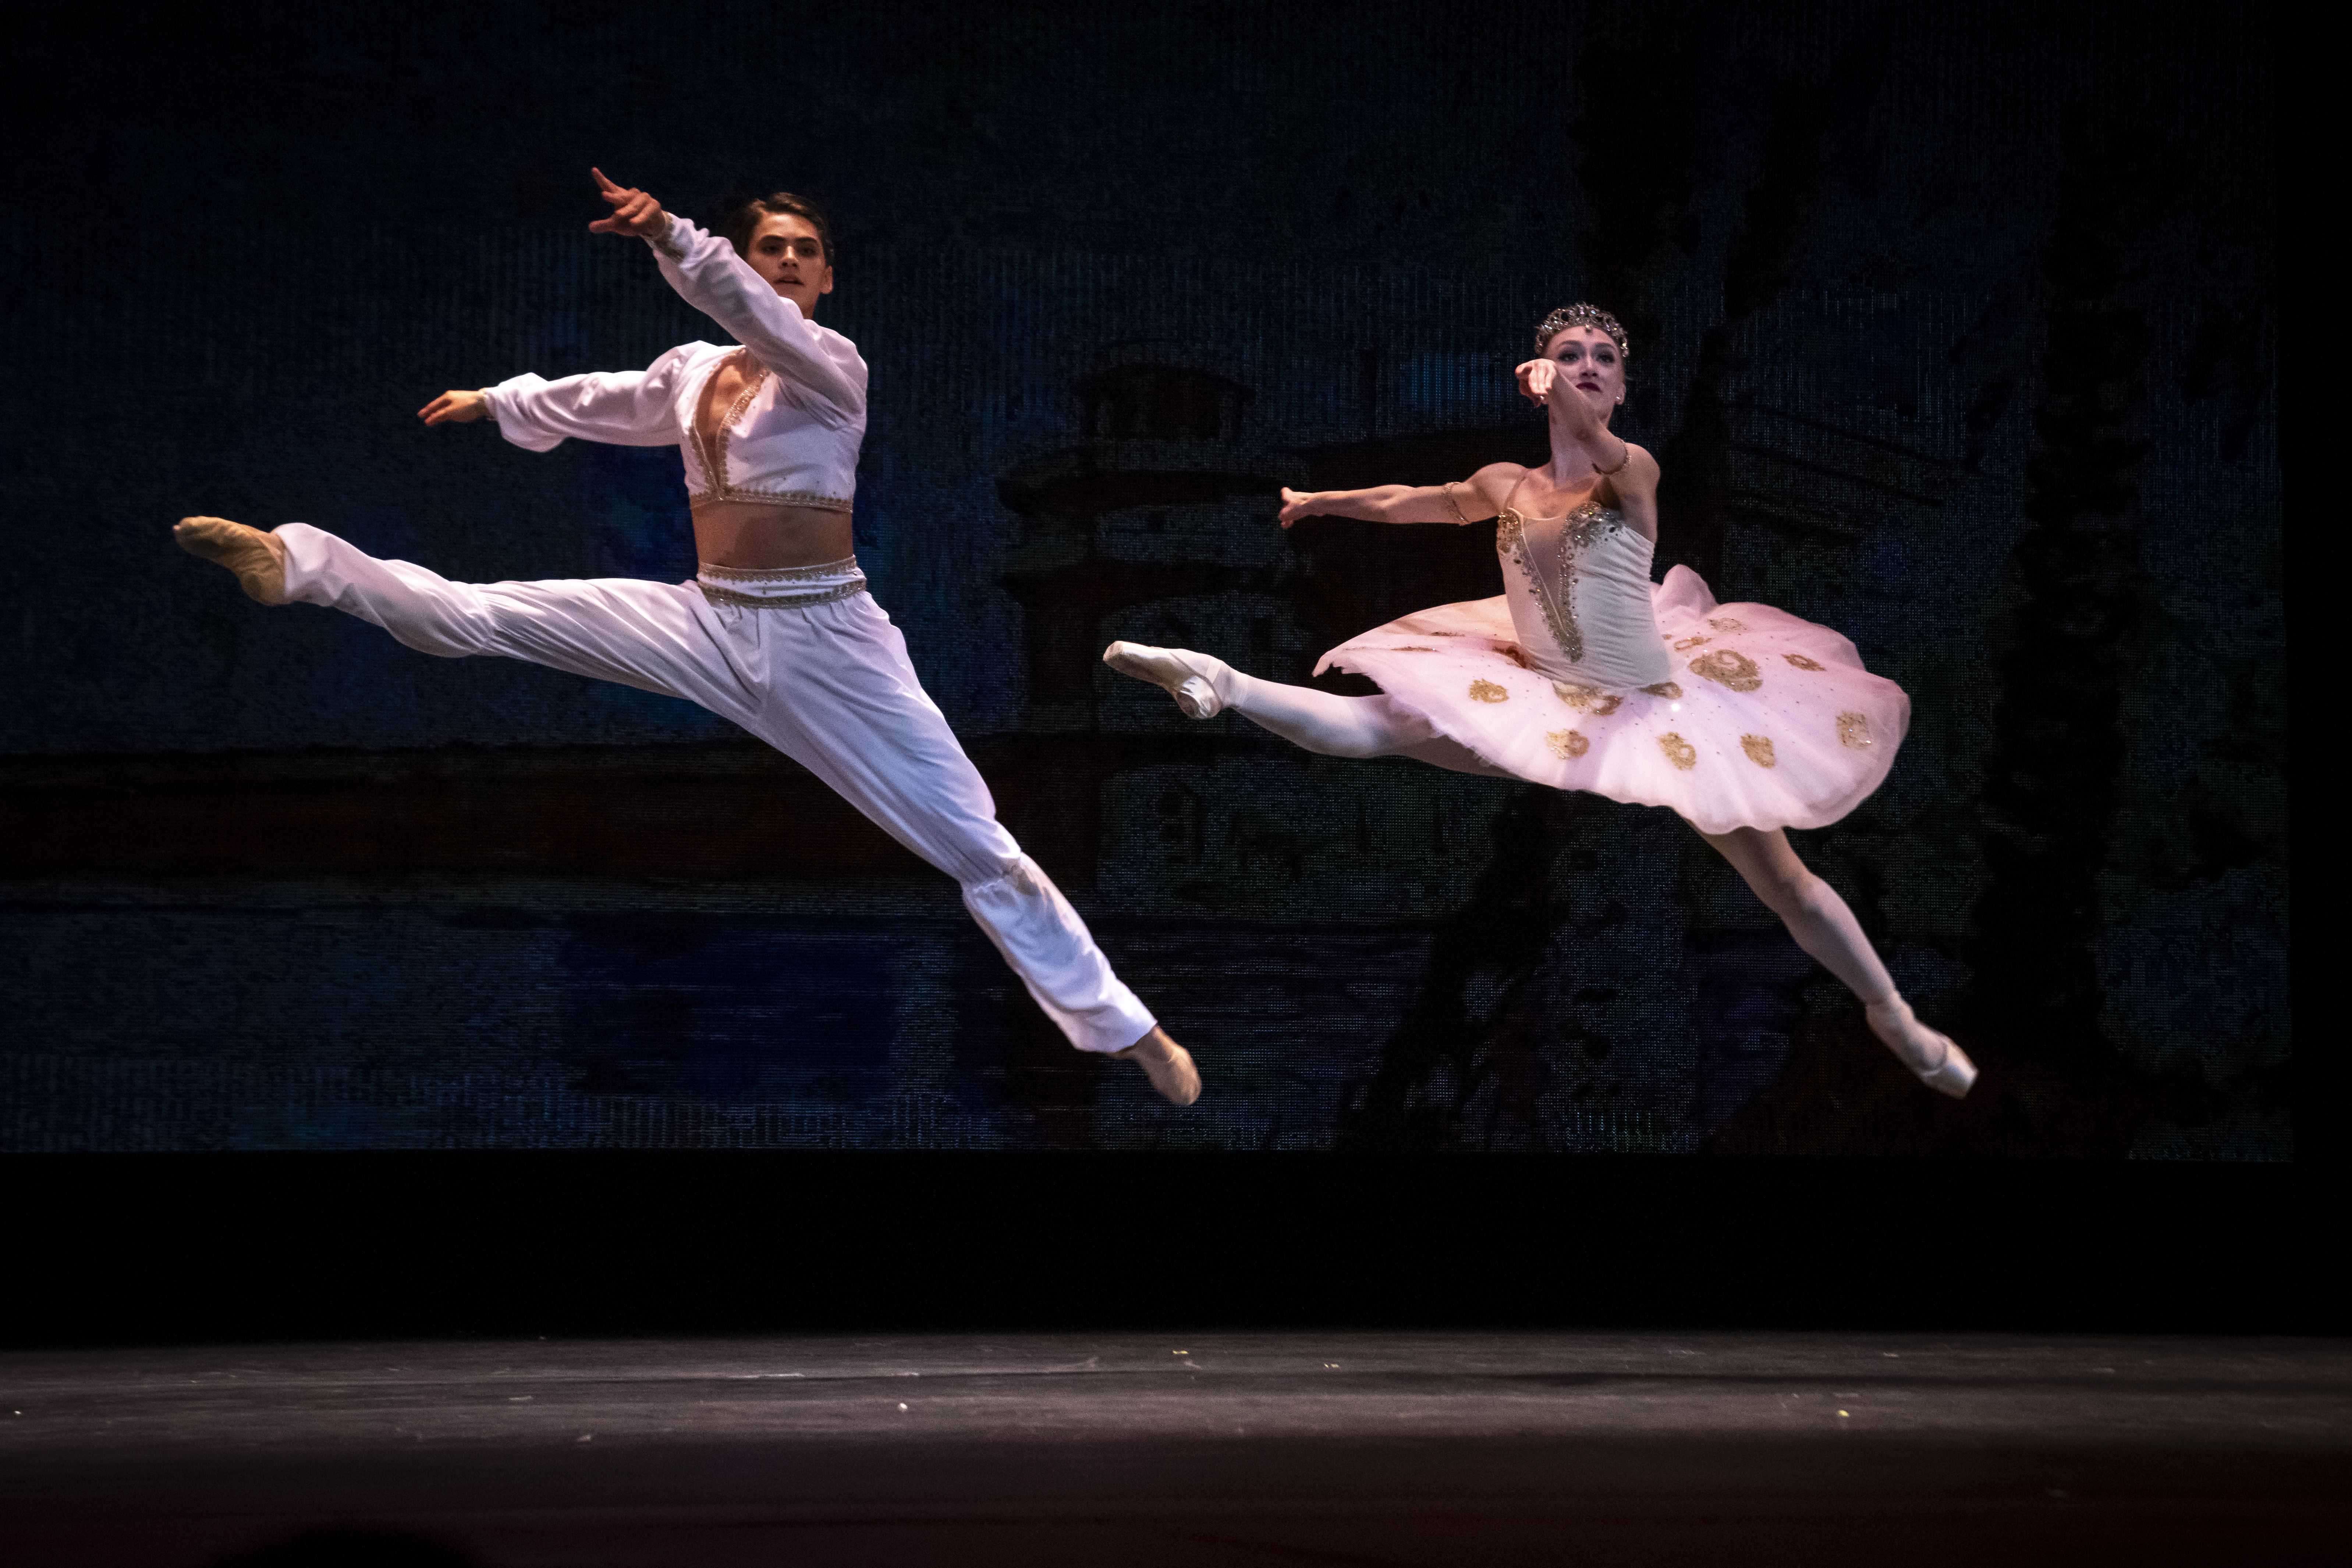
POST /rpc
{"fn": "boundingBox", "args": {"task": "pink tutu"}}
[1314,565,1909,835]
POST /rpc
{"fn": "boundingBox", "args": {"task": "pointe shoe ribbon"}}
[1117,1025,1202,1106]
[174,516,289,605]
[1866,998,1978,1100]
[1102,642,1226,720]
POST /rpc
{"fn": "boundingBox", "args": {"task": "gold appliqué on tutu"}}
[1784,653,1825,671]
[1689,650,1762,692]
[1553,681,1621,716]
[1658,732,1698,770]
[1431,630,1463,636]
[1547,729,1590,759]
[1643,681,1682,699]
[1708,617,1748,632]
[1741,734,1777,768]
[1837,712,1873,749]
[1497,643,1537,670]
[1469,680,1510,703]
[1674,635,1711,652]
[1393,645,1438,652]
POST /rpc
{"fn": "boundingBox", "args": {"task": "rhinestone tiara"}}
[1535,303,1629,359]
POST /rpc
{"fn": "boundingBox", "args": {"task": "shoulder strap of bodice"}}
[1499,467,1534,516]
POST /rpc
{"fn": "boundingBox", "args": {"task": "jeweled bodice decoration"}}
[1495,500,1622,666]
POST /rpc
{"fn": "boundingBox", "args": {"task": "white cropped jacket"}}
[479,215,869,511]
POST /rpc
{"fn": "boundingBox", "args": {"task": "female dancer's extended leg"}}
[1699,826,1975,1096]
[1103,643,1506,776]
[1108,640,1973,1097]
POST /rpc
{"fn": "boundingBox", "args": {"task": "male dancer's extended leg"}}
[741,592,1166,1060]
[255,520,759,702]
[178,519,1198,1102]
[1699,826,1976,1097]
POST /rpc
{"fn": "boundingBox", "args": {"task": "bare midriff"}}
[691,500,855,570]
[689,348,855,570]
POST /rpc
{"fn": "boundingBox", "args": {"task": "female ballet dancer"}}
[1106,304,1973,1097]
[173,168,1199,1105]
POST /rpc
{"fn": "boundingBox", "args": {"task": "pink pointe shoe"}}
[1102,642,1228,720]
[1866,998,1978,1099]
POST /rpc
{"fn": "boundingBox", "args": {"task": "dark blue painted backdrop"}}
[1,0,2284,1153]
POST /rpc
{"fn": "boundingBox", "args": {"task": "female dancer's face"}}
[1544,327,1625,419]
[746,212,836,319]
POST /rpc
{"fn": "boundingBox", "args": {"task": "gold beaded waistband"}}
[699,557,859,582]
[696,556,866,609]
[699,579,867,609]
[688,490,854,512]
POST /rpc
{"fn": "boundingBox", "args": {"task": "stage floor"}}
[3,1331,2345,1565]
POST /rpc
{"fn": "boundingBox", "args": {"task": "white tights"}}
[1198,649,1955,1078]
[1699,829,1899,1005]
[1212,658,1911,1018]
[1702,826,1962,1076]
[1215,666,1510,777]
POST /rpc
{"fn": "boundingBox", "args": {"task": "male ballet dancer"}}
[174,169,1199,1104]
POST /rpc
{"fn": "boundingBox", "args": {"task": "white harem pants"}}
[274,523,1156,1055]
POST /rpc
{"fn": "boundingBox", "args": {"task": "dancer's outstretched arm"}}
[1514,355,1659,536]
[418,389,494,426]
[417,348,698,453]
[406,173,719,448]
[1276,463,1523,529]
[1515,356,1633,473]
[589,168,867,425]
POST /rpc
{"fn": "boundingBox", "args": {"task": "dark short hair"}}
[716,191,835,267]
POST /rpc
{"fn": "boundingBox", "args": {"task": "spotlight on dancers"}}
[177,167,1199,1107]
[1107,304,1973,1099]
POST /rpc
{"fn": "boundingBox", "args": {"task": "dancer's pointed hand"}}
[588,167,668,239]
[1516,357,1556,406]
[1277,486,1322,529]
[419,389,488,425]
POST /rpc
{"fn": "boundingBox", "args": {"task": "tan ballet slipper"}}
[1866,998,1978,1099]
[174,516,288,605]
[1116,1024,1202,1106]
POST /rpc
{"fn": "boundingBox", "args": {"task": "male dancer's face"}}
[746,213,836,319]
[1543,326,1625,422]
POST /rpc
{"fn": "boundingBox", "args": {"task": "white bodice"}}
[481,216,868,512]
[1495,502,1674,690]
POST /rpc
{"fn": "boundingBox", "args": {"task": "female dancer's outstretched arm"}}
[1514,353,1632,474]
[1276,464,1520,529]
[1106,463,1517,770]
